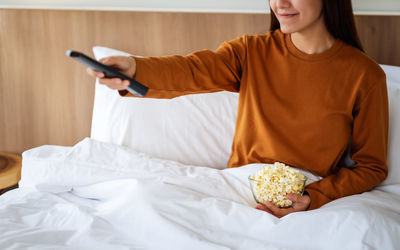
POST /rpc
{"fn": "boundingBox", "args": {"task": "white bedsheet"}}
[1,138,400,250]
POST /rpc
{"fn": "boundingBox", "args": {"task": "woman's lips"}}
[277,13,299,19]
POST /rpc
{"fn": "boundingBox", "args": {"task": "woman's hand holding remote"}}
[86,56,137,90]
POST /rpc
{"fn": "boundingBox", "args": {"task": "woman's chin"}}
[279,25,297,34]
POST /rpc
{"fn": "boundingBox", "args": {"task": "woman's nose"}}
[275,0,291,9]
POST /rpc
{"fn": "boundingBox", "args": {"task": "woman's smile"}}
[276,13,299,20]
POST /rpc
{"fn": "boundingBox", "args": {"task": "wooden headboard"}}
[0,9,399,154]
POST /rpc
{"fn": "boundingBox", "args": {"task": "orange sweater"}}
[121,30,388,210]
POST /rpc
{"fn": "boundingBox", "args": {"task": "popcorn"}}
[249,162,306,208]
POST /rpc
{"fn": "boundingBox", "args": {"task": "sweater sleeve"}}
[119,36,247,98]
[305,72,389,210]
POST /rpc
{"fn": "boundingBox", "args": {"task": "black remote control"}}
[66,50,148,96]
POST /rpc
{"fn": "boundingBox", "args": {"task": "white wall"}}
[352,0,400,14]
[0,0,399,15]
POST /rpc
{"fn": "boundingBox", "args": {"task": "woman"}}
[87,0,388,218]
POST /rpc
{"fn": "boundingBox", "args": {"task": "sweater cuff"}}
[305,187,333,210]
[118,89,130,97]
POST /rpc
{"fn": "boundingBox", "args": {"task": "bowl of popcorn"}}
[249,162,307,208]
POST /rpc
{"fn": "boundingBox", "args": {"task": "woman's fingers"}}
[100,56,130,71]
[256,194,311,218]
[86,56,135,91]
[263,201,295,218]
[86,67,128,90]
[255,204,274,215]
[86,68,104,78]
[98,78,130,90]
[287,193,311,211]
[99,57,112,65]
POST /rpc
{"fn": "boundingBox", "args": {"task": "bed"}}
[1,47,400,250]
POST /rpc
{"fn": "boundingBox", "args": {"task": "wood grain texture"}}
[355,15,400,66]
[0,10,268,153]
[0,9,398,154]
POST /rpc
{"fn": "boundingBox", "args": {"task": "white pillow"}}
[90,46,400,183]
[91,46,238,169]
[381,65,400,186]
[385,87,400,185]
[381,64,400,89]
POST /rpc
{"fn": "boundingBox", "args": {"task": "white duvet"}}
[1,138,400,250]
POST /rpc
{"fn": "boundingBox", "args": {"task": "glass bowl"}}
[248,175,307,208]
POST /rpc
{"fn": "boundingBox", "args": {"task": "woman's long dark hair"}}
[269,0,364,52]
